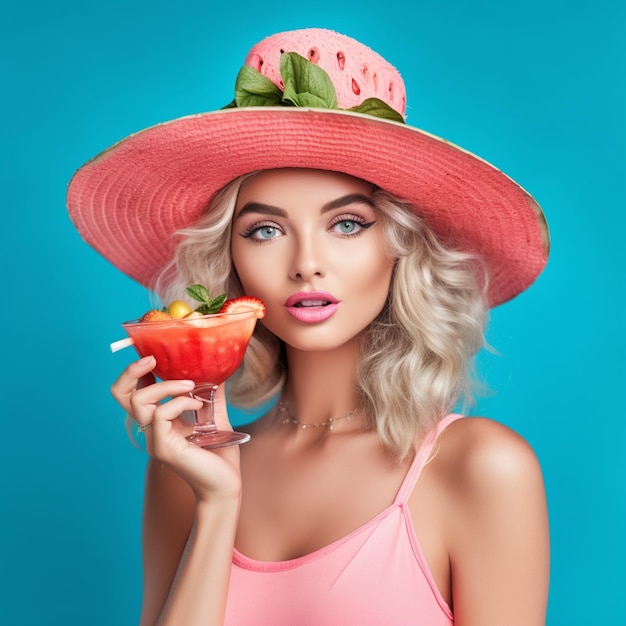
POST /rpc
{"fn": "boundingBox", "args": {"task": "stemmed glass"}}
[122,309,259,448]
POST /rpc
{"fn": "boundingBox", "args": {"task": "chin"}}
[282,329,366,355]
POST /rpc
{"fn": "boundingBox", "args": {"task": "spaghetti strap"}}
[394,414,464,505]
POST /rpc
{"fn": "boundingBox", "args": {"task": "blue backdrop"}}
[2,1,624,624]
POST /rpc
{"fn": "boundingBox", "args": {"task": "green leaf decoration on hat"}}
[224,52,404,125]
[347,98,404,123]
[233,65,283,107]
[280,52,338,109]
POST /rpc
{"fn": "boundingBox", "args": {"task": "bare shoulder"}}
[432,416,546,499]
[426,417,550,624]
[422,416,549,551]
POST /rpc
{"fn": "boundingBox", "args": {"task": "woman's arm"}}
[139,460,195,625]
[444,418,550,626]
[153,488,240,626]
[111,356,242,626]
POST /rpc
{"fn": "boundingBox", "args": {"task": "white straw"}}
[110,337,135,353]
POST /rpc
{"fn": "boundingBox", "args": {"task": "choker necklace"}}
[278,402,359,431]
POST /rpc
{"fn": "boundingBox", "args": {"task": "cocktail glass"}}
[122,309,259,448]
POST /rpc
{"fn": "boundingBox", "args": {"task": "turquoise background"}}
[2,1,624,624]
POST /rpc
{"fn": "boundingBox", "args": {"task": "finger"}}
[133,398,200,445]
[110,356,157,403]
[130,379,196,409]
[152,395,203,424]
[136,372,156,390]
[147,397,203,442]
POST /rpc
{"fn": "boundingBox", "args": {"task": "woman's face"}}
[231,168,395,352]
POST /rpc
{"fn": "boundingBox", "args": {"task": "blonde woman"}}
[68,29,550,626]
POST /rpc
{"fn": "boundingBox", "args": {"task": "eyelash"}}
[240,221,283,242]
[240,215,375,242]
[329,214,375,237]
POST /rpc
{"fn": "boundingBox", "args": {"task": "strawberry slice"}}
[139,309,174,322]
[220,296,266,319]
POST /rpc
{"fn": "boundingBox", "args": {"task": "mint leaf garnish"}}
[185,285,227,315]
[186,284,211,304]
[203,293,227,314]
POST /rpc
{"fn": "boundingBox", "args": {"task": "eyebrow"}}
[235,193,375,219]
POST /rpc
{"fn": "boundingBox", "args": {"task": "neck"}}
[281,337,362,426]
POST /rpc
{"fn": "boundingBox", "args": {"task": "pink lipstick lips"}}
[284,291,340,323]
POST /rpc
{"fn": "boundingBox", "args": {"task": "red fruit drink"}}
[122,310,257,384]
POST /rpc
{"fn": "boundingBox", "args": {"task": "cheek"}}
[232,253,288,339]
[231,243,272,298]
[364,261,395,312]
[350,246,394,294]
[231,241,261,292]
[338,252,394,328]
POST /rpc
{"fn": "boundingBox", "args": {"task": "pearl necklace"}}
[278,402,359,431]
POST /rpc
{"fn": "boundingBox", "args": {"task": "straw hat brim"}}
[67,107,549,306]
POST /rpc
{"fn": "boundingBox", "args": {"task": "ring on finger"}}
[137,423,153,434]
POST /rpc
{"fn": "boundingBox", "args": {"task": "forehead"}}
[235,168,374,210]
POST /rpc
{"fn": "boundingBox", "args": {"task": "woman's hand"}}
[110,355,242,503]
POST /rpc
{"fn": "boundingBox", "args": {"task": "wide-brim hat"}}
[67,28,549,307]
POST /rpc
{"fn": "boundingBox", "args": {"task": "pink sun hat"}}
[67,28,549,307]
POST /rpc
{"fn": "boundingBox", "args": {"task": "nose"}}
[288,234,325,282]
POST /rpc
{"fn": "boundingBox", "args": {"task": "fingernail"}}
[180,380,195,388]
[137,356,154,364]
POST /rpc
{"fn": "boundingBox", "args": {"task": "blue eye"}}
[336,220,358,234]
[241,221,284,243]
[256,226,278,239]
[243,223,281,241]
[330,217,375,236]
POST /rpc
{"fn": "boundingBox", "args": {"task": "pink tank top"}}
[224,414,461,624]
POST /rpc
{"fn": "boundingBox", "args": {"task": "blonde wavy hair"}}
[154,171,489,460]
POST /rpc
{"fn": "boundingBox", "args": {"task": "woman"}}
[68,29,550,625]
